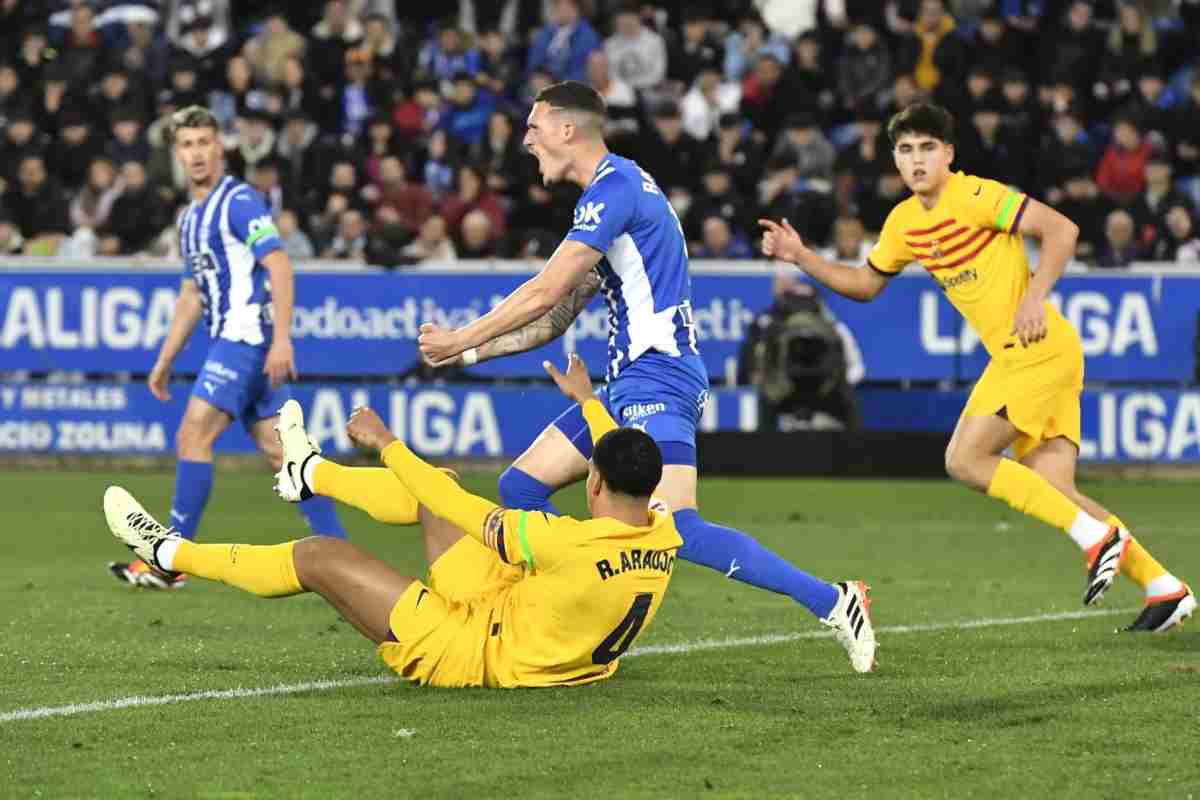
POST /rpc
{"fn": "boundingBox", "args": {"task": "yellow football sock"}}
[313,460,418,525]
[986,458,1080,532]
[173,540,304,598]
[1105,514,1168,590]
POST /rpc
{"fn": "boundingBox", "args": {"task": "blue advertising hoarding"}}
[1,267,1194,383]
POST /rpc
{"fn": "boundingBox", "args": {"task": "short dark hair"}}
[534,80,606,118]
[592,428,663,498]
[887,102,956,147]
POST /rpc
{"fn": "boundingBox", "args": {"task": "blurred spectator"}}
[309,0,364,87]
[897,0,966,94]
[372,155,434,235]
[1124,61,1176,144]
[638,101,706,193]
[242,11,306,85]
[9,154,72,253]
[784,32,833,122]
[458,207,498,258]
[681,68,740,142]
[1154,205,1200,262]
[1036,105,1095,202]
[1132,155,1189,248]
[1041,1,1104,96]
[1095,115,1153,204]
[360,13,407,88]
[40,62,74,132]
[1101,2,1160,95]
[606,3,668,93]
[51,112,104,191]
[821,216,872,263]
[422,129,458,202]
[439,163,506,243]
[69,157,123,231]
[225,110,276,179]
[308,190,351,252]
[278,56,323,125]
[166,58,206,111]
[1,111,46,185]
[441,72,498,149]
[739,54,788,142]
[686,161,750,243]
[18,29,53,92]
[859,167,908,232]
[391,80,443,142]
[878,71,924,120]
[93,66,146,130]
[1096,208,1142,268]
[1056,171,1112,263]
[322,208,368,259]
[166,0,232,50]
[969,10,1021,78]
[401,214,457,263]
[835,112,886,215]
[723,12,790,82]
[695,215,753,258]
[277,111,323,204]
[586,50,638,143]
[339,47,385,140]
[838,22,892,117]
[417,24,482,84]
[711,113,766,195]
[0,61,24,123]
[527,0,601,83]
[667,9,723,89]
[0,215,24,255]
[472,112,526,200]
[171,10,232,94]
[249,159,286,215]
[277,208,315,259]
[1171,74,1200,179]
[769,112,835,187]
[957,100,1030,188]
[58,3,106,89]
[99,160,167,254]
[476,29,523,97]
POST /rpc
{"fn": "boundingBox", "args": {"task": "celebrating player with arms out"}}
[105,354,680,688]
[108,106,345,589]
[761,103,1194,632]
[413,82,875,671]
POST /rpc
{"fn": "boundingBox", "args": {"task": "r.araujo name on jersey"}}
[178,176,283,347]
[565,155,699,380]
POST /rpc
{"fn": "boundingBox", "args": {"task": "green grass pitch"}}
[1,470,1197,798]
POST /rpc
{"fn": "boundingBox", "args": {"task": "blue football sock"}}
[498,466,561,515]
[298,495,347,538]
[169,459,213,540]
[673,508,839,618]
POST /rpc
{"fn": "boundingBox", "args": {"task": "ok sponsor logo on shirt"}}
[572,201,605,233]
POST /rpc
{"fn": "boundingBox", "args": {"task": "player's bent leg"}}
[1022,438,1192,625]
[253,409,347,538]
[418,503,466,566]
[290,536,414,643]
[500,416,590,515]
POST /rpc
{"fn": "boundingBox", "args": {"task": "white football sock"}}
[302,454,324,492]
[1146,573,1184,599]
[1068,512,1110,551]
[156,538,181,571]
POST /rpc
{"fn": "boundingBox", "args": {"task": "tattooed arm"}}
[472,267,602,363]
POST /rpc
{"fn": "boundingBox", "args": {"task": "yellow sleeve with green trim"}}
[959,175,1029,234]
[582,397,618,446]
[491,508,577,570]
[380,441,498,542]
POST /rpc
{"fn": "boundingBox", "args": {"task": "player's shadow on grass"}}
[915,674,1185,724]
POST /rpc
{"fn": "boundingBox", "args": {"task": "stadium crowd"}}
[1,0,1200,267]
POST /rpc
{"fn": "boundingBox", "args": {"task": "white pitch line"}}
[0,606,1135,724]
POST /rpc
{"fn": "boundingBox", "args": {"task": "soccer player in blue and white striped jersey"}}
[108,106,345,589]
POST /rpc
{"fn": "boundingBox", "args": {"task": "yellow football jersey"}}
[478,502,683,687]
[868,170,1074,360]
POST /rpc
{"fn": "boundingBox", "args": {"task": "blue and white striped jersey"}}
[177,176,282,347]
[564,154,701,382]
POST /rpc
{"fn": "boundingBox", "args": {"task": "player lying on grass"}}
[273,354,878,673]
[760,102,1194,632]
[105,355,686,687]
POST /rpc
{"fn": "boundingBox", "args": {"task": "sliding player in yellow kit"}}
[103,354,682,687]
[760,103,1193,632]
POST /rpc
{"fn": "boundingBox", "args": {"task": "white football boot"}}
[820,580,877,673]
[273,399,321,503]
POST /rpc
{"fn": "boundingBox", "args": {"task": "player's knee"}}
[175,421,214,457]
[944,444,974,486]
[498,465,547,507]
[292,535,350,588]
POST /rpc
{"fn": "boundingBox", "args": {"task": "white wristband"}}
[461,347,478,366]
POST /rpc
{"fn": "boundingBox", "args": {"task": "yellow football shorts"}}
[377,536,523,688]
[963,335,1084,461]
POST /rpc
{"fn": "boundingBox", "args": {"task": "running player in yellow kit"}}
[760,102,1193,632]
[103,354,682,687]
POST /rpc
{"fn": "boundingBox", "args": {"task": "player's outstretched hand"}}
[544,354,593,405]
[758,217,807,264]
[346,406,398,452]
[418,322,462,368]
